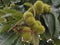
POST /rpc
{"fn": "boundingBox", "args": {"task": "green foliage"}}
[0,8,23,33]
[0,0,60,45]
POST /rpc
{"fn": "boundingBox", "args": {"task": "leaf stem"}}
[32,35,40,45]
